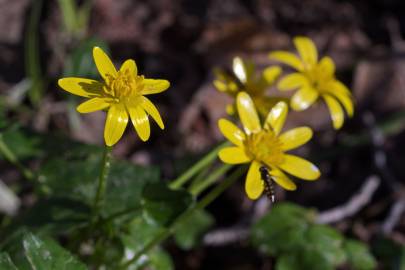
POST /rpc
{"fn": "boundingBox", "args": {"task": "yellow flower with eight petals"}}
[218,92,320,200]
[58,47,170,146]
[269,36,354,129]
[213,57,284,117]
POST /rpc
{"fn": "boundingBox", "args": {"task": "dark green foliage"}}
[251,203,376,270]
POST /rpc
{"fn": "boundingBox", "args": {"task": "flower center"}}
[104,69,144,100]
[244,130,284,167]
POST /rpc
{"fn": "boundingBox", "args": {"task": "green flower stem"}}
[190,164,233,195]
[169,141,230,189]
[121,165,246,269]
[92,145,113,219]
[0,134,35,181]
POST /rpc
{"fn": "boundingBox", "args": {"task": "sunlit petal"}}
[77,97,111,113]
[58,78,103,98]
[293,36,318,66]
[279,154,320,180]
[323,94,344,130]
[104,104,128,146]
[263,66,282,84]
[236,92,261,134]
[245,161,264,200]
[279,127,313,151]
[264,101,288,135]
[269,169,297,191]
[93,47,117,81]
[233,57,248,83]
[128,106,151,141]
[142,79,170,95]
[141,96,164,129]
[318,56,335,77]
[218,119,246,147]
[269,51,304,71]
[218,147,251,164]
[278,73,309,91]
[327,80,354,117]
[119,59,137,76]
[291,87,319,111]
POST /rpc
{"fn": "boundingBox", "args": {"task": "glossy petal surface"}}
[77,97,111,113]
[104,104,128,146]
[245,161,263,200]
[218,147,251,164]
[279,154,320,180]
[294,36,318,66]
[279,127,313,151]
[142,79,170,95]
[58,78,102,97]
[128,106,150,141]
[93,47,117,80]
[291,87,319,111]
[218,119,246,147]
[264,101,288,135]
[236,92,261,134]
[119,59,137,76]
[278,73,309,91]
[323,94,344,129]
[141,96,164,129]
[269,51,304,71]
[269,169,297,191]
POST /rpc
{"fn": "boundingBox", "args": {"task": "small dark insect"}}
[259,166,275,203]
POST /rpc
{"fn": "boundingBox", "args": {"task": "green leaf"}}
[23,232,87,269]
[251,203,313,255]
[304,225,346,267]
[276,254,301,270]
[121,216,174,270]
[344,239,377,270]
[7,198,90,235]
[39,151,160,216]
[174,209,214,250]
[372,236,405,270]
[0,125,43,160]
[63,37,109,78]
[142,183,193,227]
[0,253,18,270]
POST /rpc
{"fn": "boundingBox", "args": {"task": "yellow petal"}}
[278,73,309,91]
[327,80,354,117]
[58,78,103,97]
[279,127,313,151]
[218,147,251,164]
[141,96,164,129]
[279,154,320,180]
[269,51,304,71]
[77,97,111,113]
[236,92,261,134]
[142,79,170,95]
[293,36,318,66]
[269,169,297,191]
[104,104,128,146]
[264,101,288,135]
[323,94,344,130]
[128,106,150,141]
[245,161,264,200]
[233,57,248,83]
[119,59,137,76]
[291,87,319,111]
[93,47,117,81]
[218,118,246,147]
[318,56,335,77]
[263,66,282,84]
[329,80,352,96]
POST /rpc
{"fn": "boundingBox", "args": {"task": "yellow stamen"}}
[244,130,284,167]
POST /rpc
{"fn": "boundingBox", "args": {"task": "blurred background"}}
[0,0,404,269]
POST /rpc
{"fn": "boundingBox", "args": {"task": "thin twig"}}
[317,175,380,224]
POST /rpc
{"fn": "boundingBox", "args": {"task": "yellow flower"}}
[218,92,320,200]
[269,36,354,129]
[58,47,170,146]
[213,57,284,117]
